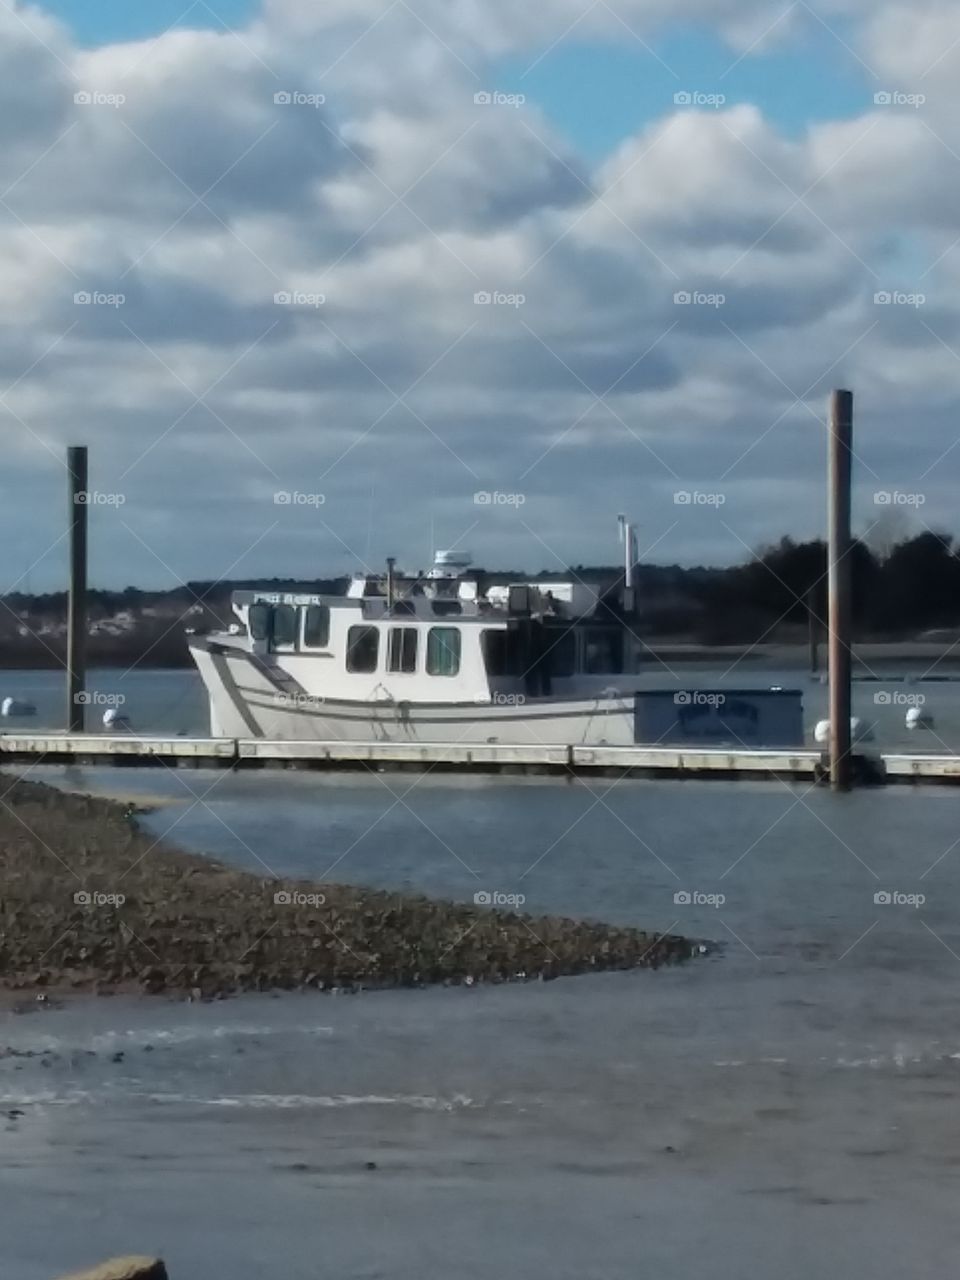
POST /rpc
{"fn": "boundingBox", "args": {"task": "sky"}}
[2,0,959,589]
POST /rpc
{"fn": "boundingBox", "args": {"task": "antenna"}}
[618,514,634,589]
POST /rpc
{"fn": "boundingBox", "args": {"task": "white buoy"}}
[1,697,36,717]
[102,708,132,731]
[906,706,934,729]
[814,717,874,745]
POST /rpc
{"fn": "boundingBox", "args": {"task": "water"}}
[4,768,960,1277]
[2,662,960,749]
[0,667,207,736]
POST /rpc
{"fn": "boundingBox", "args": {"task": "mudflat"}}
[0,776,690,997]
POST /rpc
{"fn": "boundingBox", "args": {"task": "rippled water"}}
[4,769,960,1278]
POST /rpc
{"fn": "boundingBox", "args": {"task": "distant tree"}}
[872,532,960,632]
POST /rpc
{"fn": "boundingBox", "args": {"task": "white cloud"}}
[0,0,959,587]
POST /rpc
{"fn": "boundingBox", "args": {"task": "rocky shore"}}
[0,776,691,997]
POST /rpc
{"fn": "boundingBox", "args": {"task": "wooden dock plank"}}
[0,734,958,783]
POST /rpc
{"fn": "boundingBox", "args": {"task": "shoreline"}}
[3,637,960,674]
[643,640,960,666]
[0,776,692,999]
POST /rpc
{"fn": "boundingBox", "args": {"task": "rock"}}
[55,1258,168,1280]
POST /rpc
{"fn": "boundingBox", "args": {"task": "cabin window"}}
[482,629,516,676]
[432,600,462,617]
[427,627,461,677]
[547,629,576,677]
[582,629,622,674]
[271,604,298,649]
[248,603,270,642]
[346,625,379,673]
[303,605,330,648]
[388,628,418,673]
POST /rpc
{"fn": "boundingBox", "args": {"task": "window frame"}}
[481,628,517,677]
[302,604,331,650]
[387,626,419,674]
[248,603,271,643]
[346,624,380,674]
[426,626,462,677]
[271,604,299,651]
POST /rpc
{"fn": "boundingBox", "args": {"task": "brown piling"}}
[827,391,853,790]
[66,445,88,732]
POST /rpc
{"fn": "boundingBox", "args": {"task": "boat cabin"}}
[228,571,638,705]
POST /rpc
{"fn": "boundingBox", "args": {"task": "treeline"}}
[2,535,959,668]
[623,532,960,643]
[0,578,348,669]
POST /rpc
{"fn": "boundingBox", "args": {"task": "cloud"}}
[1,0,960,589]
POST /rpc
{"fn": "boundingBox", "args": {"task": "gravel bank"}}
[0,777,691,996]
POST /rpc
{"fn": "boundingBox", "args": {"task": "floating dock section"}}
[1,733,959,784]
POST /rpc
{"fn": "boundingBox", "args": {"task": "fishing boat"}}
[189,532,804,747]
[188,542,657,744]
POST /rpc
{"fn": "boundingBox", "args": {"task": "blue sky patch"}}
[495,22,873,158]
[38,0,260,45]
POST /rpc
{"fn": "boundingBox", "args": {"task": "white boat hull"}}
[192,642,637,745]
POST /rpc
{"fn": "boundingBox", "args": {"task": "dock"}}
[1,733,958,783]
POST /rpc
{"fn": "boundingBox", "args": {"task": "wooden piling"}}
[66,446,88,733]
[827,391,853,790]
